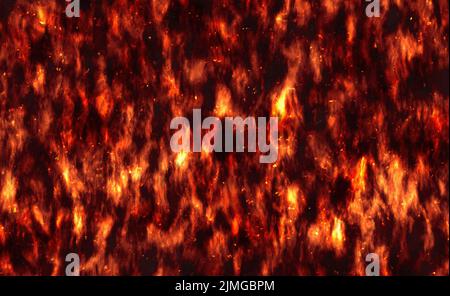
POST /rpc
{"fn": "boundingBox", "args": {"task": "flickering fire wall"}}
[0,0,448,275]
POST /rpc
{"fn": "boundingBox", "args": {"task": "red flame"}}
[0,0,448,275]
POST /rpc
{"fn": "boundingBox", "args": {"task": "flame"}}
[1,172,17,214]
[175,151,188,168]
[0,0,448,275]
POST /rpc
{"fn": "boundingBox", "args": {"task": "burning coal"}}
[0,0,448,275]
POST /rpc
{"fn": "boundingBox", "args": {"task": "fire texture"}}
[0,0,448,275]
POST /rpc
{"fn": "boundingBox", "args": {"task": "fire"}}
[214,85,233,117]
[175,151,188,167]
[331,217,345,253]
[0,224,5,245]
[0,0,448,276]
[37,7,47,26]
[73,204,84,238]
[0,172,17,214]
